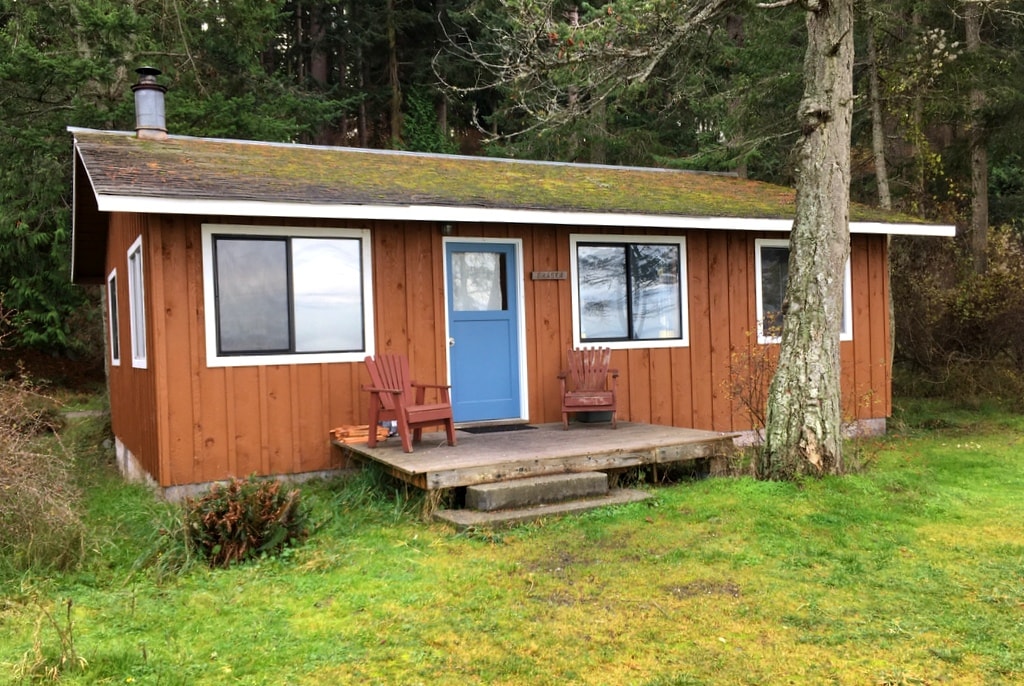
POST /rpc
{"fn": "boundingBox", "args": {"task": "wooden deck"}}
[333,422,737,490]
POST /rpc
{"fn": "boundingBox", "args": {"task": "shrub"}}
[0,379,84,572]
[892,227,1024,408]
[185,477,309,568]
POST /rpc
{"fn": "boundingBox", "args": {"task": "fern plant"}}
[185,477,308,568]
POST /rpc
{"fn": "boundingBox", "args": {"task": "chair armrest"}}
[411,381,451,405]
[361,384,402,395]
[608,368,619,377]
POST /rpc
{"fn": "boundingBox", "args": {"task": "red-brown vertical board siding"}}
[230,366,265,477]
[326,361,360,457]
[627,348,653,424]
[726,233,752,429]
[153,216,199,485]
[291,364,322,474]
[106,213,161,481]
[261,365,293,475]
[649,348,674,426]
[195,367,230,483]
[687,232,714,430]
[528,225,563,421]
[374,223,409,355]
[669,345,695,429]
[868,236,891,418]
[185,217,230,484]
[551,226,577,421]
[405,223,438,379]
[706,233,733,430]
[847,236,870,420]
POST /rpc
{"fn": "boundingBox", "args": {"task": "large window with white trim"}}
[106,269,120,366]
[570,234,688,349]
[202,225,374,367]
[127,236,147,368]
[754,238,852,344]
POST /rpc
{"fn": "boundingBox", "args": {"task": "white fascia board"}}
[93,193,957,237]
[848,220,956,237]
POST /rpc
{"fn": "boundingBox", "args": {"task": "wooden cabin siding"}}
[493,226,889,432]
[105,213,161,481]
[112,214,891,487]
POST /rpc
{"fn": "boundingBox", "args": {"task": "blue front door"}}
[445,241,522,422]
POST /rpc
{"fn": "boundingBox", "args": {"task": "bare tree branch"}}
[434,0,741,142]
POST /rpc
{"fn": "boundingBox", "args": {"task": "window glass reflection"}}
[630,244,681,339]
[578,245,628,339]
[293,238,363,351]
[215,238,290,353]
[452,251,506,311]
[759,246,789,338]
[577,242,682,342]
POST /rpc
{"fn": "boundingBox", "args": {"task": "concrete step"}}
[466,472,609,512]
[434,488,651,530]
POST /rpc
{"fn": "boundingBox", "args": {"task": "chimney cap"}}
[133,66,163,88]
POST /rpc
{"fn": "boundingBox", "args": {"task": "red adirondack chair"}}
[558,347,619,430]
[363,353,457,453]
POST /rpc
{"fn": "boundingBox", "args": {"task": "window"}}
[202,225,374,367]
[106,269,120,366]
[127,236,147,368]
[570,235,688,349]
[754,238,852,344]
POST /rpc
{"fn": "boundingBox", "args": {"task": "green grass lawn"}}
[3,400,1023,685]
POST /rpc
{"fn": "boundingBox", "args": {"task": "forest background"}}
[2,0,1024,404]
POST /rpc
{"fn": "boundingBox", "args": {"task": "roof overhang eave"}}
[92,194,958,237]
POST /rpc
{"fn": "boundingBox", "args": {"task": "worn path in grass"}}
[2,406,1023,685]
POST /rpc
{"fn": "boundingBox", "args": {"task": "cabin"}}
[69,72,954,498]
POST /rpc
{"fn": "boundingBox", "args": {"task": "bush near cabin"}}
[185,477,310,568]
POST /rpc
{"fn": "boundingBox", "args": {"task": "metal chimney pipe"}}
[132,67,167,140]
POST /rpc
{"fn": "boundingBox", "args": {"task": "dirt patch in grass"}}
[665,580,742,599]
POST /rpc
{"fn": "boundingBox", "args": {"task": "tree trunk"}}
[760,0,854,480]
[965,0,988,273]
[310,3,328,87]
[866,12,891,210]
[387,0,403,147]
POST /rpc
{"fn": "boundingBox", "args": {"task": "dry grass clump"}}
[0,377,84,572]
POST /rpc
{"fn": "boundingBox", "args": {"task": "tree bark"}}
[760,0,853,480]
[866,11,891,210]
[965,0,988,273]
[387,0,403,147]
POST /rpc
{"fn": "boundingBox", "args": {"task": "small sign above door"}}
[530,271,567,280]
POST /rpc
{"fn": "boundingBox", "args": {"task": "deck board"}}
[334,422,736,490]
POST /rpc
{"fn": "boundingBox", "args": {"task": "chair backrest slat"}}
[568,347,611,392]
[365,353,413,411]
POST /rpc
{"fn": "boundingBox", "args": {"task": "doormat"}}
[460,424,537,435]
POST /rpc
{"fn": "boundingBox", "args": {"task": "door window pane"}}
[452,251,507,311]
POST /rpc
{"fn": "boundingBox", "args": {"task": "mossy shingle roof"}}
[73,129,939,227]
